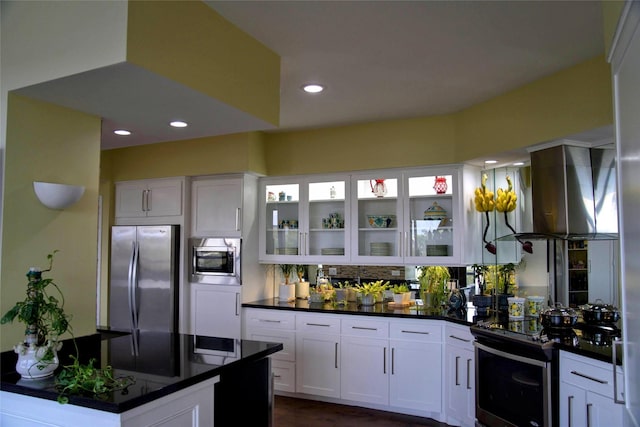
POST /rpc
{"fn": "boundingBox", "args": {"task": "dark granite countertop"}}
[0,332,282,413]
[243,298,622,364]
[243,298,478,326]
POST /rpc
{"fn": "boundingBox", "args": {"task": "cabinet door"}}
[260,179,303,262]
[116,181,148,218]
[586,390,624,427]
[191,284,240,339]
[296,332,340,397]
[446,344,475,427]
[389,339,442,412]
[351,172,404,264]
[147,179,183,217]
[560,381,587,427]
[404,170,460,265]
[191,178,242,237]
[587,240,617,303]
[341,336,389,405]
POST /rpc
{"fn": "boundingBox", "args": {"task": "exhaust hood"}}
[506,144,618,241]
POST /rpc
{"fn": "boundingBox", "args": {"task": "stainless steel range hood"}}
[508,144,618,241]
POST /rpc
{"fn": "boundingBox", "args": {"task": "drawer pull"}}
[449,335,471,343]
[273,374,282,379]
[400,330,430,335]
[586,403,593,427]
[259,319,281,324]
[308,323,332,328]
[335,342,339,369]
[383,347,387,374]
[352,326,378,331]
[570,370,608,384]
[455,356,460,385]
[391,348,395,375]
[466,358,472,389]
[567,395,574,427]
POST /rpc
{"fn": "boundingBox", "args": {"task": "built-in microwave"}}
[189,238,241,285]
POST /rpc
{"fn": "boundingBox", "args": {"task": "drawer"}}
[341,316,389,338]
[445,324,474,348]
[560,351,623,399]
[390,319,443,342]
[244,309,296,330]
[246,329,296,362]
[296,313,341,334]
[272,360,296,393]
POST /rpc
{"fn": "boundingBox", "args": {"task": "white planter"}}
[361,294,376,306]
[14,341,62,379]
[393,292,411,304]
[279,284,296,301]
[296,281,309,299]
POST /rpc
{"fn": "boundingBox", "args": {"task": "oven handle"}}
[474,341,548,368]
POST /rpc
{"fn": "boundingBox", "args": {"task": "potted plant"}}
[356,280,388,306]
[278,264,295,301]
[418,266,450,309]
[391,283,411,305]
[1,251,71,379]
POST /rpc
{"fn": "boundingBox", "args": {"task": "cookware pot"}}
[580,300,620,325]
[539,304,578,328]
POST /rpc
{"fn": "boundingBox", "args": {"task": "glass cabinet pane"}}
[264,183,300,256]
[307,180,347,258]
[354,176,401,258]
[407,174,454,258]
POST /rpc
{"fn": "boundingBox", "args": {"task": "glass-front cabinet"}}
[350,168,462,265]
[259,175,350,264]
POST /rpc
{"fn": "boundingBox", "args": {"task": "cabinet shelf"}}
[309,228,344,232]
[358,227,399,231]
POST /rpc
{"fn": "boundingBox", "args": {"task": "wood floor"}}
[273,395,452,427]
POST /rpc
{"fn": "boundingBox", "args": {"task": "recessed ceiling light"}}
[170,121,188,128]
[513,162,525,166]
[302,84,325,94]
[485,160,497,164]
[114,129,131,136]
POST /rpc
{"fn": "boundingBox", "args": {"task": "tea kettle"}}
[370,179,387,198]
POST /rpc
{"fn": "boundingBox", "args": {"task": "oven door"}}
[475,341,551,427]
[190,238,241,285]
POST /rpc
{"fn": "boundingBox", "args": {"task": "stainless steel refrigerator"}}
[109,225,179,333]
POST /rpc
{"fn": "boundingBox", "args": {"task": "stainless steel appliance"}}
[109,225,179,333]
[189,237,241,285]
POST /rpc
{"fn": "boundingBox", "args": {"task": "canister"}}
[507,296,525,319]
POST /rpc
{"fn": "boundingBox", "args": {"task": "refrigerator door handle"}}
[129,241,140,331]
[127,242,136,331]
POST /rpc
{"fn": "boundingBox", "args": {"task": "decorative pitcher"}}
[370,179,387,198]
[433,176,448,194]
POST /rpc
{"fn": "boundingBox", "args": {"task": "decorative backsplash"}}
[319,265,406,282]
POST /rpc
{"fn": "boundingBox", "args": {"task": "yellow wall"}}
[1,94,101,350]
[126,0,280,126]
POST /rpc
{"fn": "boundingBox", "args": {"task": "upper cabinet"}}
[259,166,479,266]
[259,174,350,264]
[191,177,243,237]
[115,177,185,220]
[351,168,461,265]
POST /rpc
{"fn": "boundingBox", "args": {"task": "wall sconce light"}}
[33,181,85,210]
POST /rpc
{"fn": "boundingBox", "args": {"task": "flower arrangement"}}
[418,266,450,308]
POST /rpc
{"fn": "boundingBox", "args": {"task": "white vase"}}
[296,281,309,299]
[14,340,62,379]
[361,294,375,306]
[279,283,296,301]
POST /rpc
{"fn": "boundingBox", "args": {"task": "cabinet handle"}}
[586,403,592,427]
[567,395,574,427]
[449,335,471,343]
[146,189,151,211]
[142,190,147,212]
[305,232,308,256]
[307,323,331,328]
[455,355,460,385]
[401,330,429,335]
[383,347,387,374]
[613,339,626,404]
[235,208,241,231]
[404,231,409,257]
[466,358,472,389]
[335,342,339,369]
[352,326,377,331]
[398,232,403,257]
[235,293,240,316]
[570,370,608,384]
[259,319,281,324]
[273,374,282,379]
[391,347,395,375]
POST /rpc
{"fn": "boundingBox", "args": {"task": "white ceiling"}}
[17,1,610,154]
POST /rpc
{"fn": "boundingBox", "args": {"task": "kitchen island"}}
[0,332,282,426]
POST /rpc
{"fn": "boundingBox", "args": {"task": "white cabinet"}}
[389,319,443,413]
[295,313,341,398]
[340,316,390,405]
[559,351,624,427]
[191,177,243,237]
[351,168,467,265]
[259,175,350,263]
[115,177,184,219]
[243,308,297,393]
[445,324,475,427]
[191,284,240,339]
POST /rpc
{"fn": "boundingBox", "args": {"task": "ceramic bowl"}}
[366,214,396,228]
